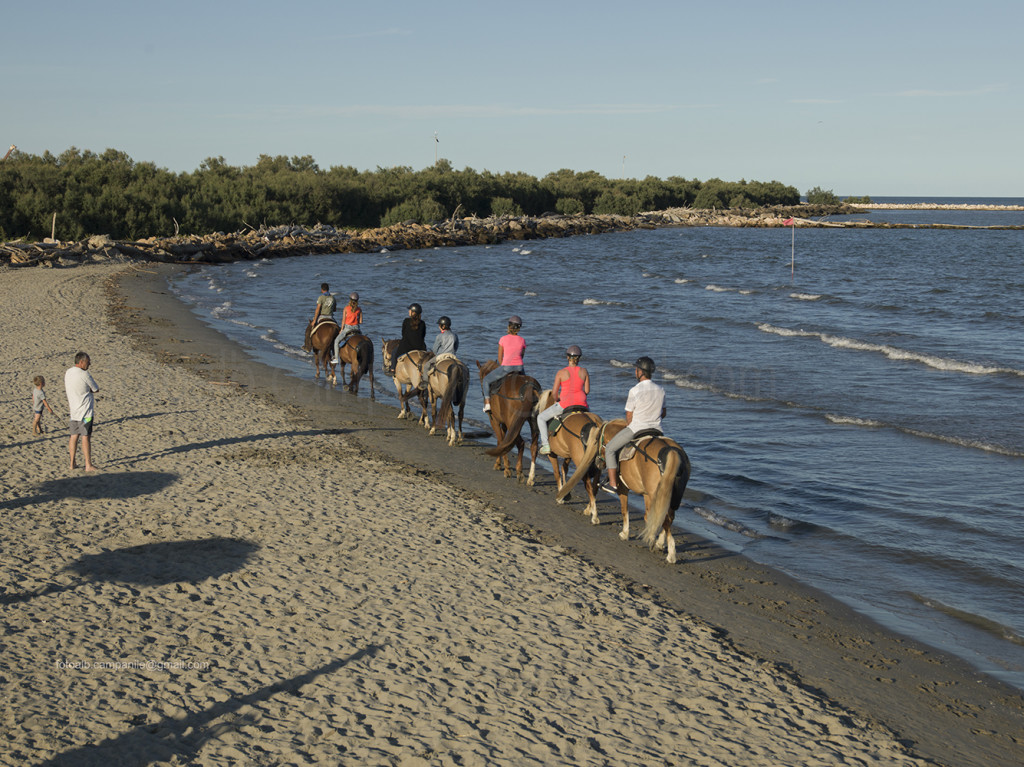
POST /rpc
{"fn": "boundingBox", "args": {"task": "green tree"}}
[806,186,840,205]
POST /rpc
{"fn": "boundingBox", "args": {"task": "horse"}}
[593,419,691,563]
[303,319,340,380]
[331,333,375,398]
[423,355,469,446]
[476,360,540,485]
[381,339,431,420]
[536,390,604,523]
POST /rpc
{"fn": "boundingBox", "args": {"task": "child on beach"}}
[31,376,55,434]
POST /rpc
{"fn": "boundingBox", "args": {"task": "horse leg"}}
[456,401,465,445]
[394,379,408,418]
[552,453,566,502]
[618,491,631,540]
[525,423,538,487]
[585,470,600,525]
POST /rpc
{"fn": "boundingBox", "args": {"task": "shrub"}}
[490,197,523,217]
[806,186,840,205]
[555,197,584,215]
[380,196,447,226]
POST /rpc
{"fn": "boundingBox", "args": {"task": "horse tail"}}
[485,406,531,457]
[351,337,372,387]
[436,365,460,430]
[556,420,602,502]
[643,449,682,549]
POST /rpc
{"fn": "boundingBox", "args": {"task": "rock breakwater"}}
[2,204,1018,268]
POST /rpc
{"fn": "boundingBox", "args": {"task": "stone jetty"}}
[2,204,1020,268]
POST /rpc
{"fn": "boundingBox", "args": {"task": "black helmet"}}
[408,302,422,314]
[438,316,451,329]
[634,356,655,377]
[350,292,359,301]
[508,315,523,327]
[566,345,582,358]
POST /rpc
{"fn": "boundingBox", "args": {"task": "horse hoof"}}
[618,531,629,541]
[666,554,677,564]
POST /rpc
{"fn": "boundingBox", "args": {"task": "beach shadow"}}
[36,644,384,766]
[68,537,260,586]
[0,537,259,605]
[110,429,331,466]
[0,470,179,512]
[103,409,199,426]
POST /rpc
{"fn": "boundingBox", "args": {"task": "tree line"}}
[0,147,803,242]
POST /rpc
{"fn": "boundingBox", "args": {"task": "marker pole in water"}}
[784,217,796,283]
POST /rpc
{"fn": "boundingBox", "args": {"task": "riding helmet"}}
[634,356,656,377]
[408,302,422,314]
[508,315,523,327]
[350,292,359,301]
[438,316,452,329]
[566,345,582,358]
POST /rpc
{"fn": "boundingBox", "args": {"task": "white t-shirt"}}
[65,366,99,421]
[625,378,665,432]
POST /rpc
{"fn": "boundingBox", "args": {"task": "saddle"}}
[548,406,589,438]
[312,318,339,333]
[618,430,661,463]
[488,372,534,398]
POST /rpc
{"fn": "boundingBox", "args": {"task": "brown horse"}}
[303,319,339,380]
[536,390,603,523]
[424,355,469,446]
[476,360,540,485]
[381,339,430,420]
[331,333,375,398]
[594,419,691,563]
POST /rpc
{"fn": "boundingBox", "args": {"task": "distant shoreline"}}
[855,202,1024,211]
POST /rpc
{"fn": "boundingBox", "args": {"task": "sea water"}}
[170,200,1024,690]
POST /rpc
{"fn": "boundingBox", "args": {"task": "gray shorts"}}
[69,419,94,437]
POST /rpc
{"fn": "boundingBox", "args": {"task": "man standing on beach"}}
[65,352,99,471]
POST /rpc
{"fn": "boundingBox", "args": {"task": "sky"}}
[3,0,1022,196]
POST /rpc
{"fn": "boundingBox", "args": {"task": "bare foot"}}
[84,464,99,472]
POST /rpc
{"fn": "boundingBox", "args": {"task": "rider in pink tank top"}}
[558,366,588,409]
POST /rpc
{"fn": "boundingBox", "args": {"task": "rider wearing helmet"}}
[419,315,460,390]
[389,302,427,375]
[332,291,363,364]
[538,345,590,455]
[604,356,666,490]
[481,315,526,413]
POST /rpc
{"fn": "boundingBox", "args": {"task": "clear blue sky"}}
[4,1,1021,196]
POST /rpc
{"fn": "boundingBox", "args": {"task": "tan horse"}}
[330,333,375,399]
[381,339,430,420]
[594,420,691,563]
[303,319,339,379]
[536,390,603,523]
[476,360,539,485]
[424,355,469,446]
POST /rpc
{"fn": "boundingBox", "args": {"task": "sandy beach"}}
[1,263,1022,766]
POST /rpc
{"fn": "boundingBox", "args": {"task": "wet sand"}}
[1,262,1021,765]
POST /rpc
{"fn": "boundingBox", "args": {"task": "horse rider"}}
[332,291,363,364]
[537,345,590,455]
[312,283,337,326]
[604,356,666,491]
[418,315,459,390]
[481,315,526,413]
[388,302,427,376]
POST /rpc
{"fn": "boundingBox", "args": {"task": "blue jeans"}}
[333,325,360,360]
[481,365,523,399]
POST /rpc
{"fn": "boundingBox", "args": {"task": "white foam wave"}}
[790,292,822,301]
[705,284,732,292]
[674,278,691,284]
[211,301,235,318]
[757,324,1024,377]
[826,414,885,428]
[583,298,625,306]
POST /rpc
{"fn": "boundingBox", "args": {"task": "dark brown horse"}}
[594,420,691,563]
[303,319,339,380]
[476,360,540,485]
[332,333,375,398]
[424,355,469,446]
[535,390,603,523]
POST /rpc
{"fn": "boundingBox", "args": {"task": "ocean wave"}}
[692,506,764,539]
[757,323,1024,377]
[909,593,1024,647]
[789,292,823,301]
[827,413,1023,456]
[583,298,626,306]
[705,284,733,293]
[674,278,691,284]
